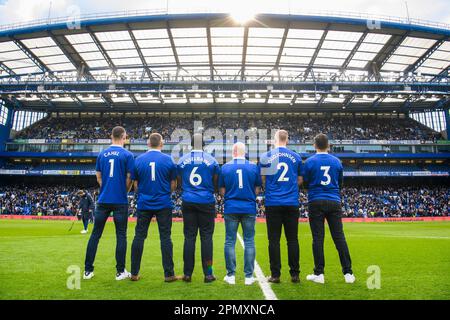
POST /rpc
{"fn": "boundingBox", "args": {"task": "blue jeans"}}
[224,214,256,278]
[84,203,128,273]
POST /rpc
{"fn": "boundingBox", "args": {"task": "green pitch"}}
[0,219,449,300]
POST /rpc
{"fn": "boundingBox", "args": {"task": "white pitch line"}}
[236,232,278,301]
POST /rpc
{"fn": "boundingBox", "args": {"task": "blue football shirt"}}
[134,150,177,210]
[177,150,219,204]
[96,145,135,205]
[301,152,343,203]
[219,158,262,215]
[260,146,303,206]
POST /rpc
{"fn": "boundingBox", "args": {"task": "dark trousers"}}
[182,202,215,277]
[84,203,128,273]
[308,200,352,275]
[82,212,90,230]
[266,206,300,278]
[131,208,174,277]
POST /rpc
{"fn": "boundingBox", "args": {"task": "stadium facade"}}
[0,11,448,184]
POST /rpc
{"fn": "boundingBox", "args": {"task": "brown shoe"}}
[182,275,192,282]
[204,275,216,283]
[267,276,280,283]
[291,275,300,283]
[130,275,140,281]
[165,275,180,282]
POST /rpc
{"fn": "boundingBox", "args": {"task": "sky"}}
[0,0,448,26]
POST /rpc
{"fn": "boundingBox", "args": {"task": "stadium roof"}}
[0,11,449,113]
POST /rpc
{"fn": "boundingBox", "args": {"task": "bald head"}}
[232,142,246,158]
[274,130,289,147]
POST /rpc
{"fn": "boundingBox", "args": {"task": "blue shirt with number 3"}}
[301,153,343,203]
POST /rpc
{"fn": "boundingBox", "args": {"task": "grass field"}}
[0,219,449,300]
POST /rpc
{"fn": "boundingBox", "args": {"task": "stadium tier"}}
[1,184,448,218]
[0,12,448,216]
[12,115,441,141]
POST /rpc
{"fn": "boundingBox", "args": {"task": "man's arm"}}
[255,186,261,195]
[297,176,303,187]
[177,176,182,191]
[126,173,133,192]
[213,174,219,193]
[133,180,138,193]
[261,175,266,189]
[171,179,177,192]
[219,187,225,197]
[96,171,102,188]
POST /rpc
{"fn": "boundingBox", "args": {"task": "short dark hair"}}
[111,126,126,140]
[149,133,163,148]
[191,133,205,150]
[314,133,329,151]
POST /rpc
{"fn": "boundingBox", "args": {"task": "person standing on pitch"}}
[84,126,135,281]
[259,130,302,283]
[130,133,179,282]
[301,133,355,284]
[78,190,94,234]
[219,142,261,286]
[177,133,219,283]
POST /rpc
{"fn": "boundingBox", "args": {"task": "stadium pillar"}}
[444,107,450,140]
[0,100,14,167]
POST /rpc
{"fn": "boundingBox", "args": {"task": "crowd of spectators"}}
[1,184,448,218]
[15,115,440,142]
[0,185,97,216]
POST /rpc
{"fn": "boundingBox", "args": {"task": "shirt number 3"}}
[320,166,331,186]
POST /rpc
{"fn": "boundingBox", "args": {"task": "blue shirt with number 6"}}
[177,150,219,204]
[301,152,343,203]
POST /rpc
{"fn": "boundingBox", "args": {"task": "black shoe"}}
[267,276,280,283]
[182,275,192,282]
[291,275,300,283]
[204,275,217,283]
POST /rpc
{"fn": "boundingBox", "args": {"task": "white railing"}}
[0,7,448,32]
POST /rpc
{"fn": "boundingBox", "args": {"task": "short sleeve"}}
[301,160,308,182]
[127,152,136,179]
[297,156,303,176]
[218,167,225,188]
[95,153,102,172]
[170,158,178,181]
[176,158,183,177]
[255,165,262,187]
[258,153,270,176]
[213,160,220,176]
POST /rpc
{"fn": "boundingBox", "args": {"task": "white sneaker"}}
[83,271,94,280]
[344,273,356,283]
[223,275,236,285]
[80,229,88,234]
[306,274,325,284]
[245,277,256,285]
[115,269,131,281]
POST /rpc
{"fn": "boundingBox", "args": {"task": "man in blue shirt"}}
[260,130,302,283]
[84,126,135,281]
[130,133,179,282]
[177,134,219,283]
[219,142,262,286]
[301,133,354,284]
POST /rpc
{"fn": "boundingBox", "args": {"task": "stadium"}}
[0,2,449,302]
